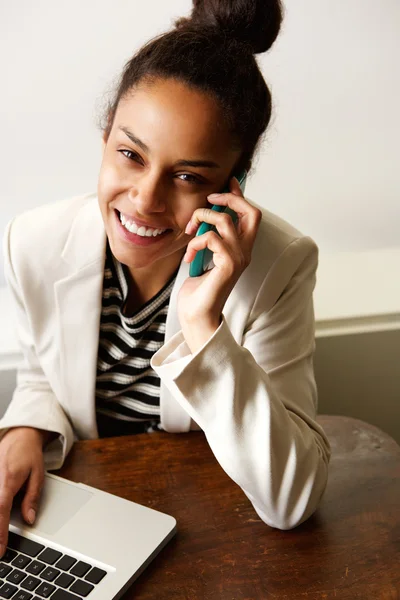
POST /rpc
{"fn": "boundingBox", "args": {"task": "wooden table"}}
[57,417,400,599]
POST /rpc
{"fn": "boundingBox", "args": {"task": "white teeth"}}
[128,221,138,234]
[119,212,167,237]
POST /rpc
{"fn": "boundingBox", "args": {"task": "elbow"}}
[265,502,321,531]
[250,453,329,531]
[253,505,318,531]
[255,490,326,531]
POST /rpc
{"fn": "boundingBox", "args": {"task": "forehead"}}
[113,78,238,161]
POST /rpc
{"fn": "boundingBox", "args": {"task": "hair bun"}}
[175,0,283,54]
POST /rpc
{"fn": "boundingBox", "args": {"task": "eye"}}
[118,149,142,163]
[177,173,204,185]
[118,150,205,185]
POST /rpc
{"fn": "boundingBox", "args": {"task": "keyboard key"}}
[0,582,18,598]
[0,564,12,578]
[21,576,41,591]
[70,562,91,578]
[85,567,106,584]
[26,562,46,576]
[0,550,17,564]
[40,567,60,583]
[11,555,31,569]
[7,534,44,558]
[54,557,76,572]
[6,569,26,584]
[37,549,62,566]
[35,582,56,598]
[54,574,75,589]
[13,591,33,600]
[70,580,94,597]
[52,589,81,600]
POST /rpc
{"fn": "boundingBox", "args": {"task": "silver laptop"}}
[4,473,176,600]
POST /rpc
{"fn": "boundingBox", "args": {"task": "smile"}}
[118,211,168,237]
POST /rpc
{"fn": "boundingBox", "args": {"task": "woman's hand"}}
[0,427,49,557]
[178,176,261,353]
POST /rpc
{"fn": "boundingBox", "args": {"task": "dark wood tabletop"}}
[57,416,400,599]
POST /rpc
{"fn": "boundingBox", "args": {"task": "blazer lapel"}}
[55,196,106,439]
[160,259,192,432]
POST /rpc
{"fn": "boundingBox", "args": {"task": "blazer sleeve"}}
[151,236,331,530]
[0,219,74,470]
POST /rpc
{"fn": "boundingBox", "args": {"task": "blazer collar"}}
[61,194,106,271]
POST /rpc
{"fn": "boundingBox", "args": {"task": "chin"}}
[109,240,153,267]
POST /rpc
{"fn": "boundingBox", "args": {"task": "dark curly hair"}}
[98,0,284,178]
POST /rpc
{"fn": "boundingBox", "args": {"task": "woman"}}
[0,0,330,546]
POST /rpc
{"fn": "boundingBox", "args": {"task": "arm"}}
[0,219,75,470]
[152,237,330,529]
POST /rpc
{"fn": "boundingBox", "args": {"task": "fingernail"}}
[0,544,5,557]
[207,193,221,199]
[28,509,36,525]
[185,221,192,234]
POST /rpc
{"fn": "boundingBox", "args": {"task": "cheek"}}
[97,158,124,201]
[174,198,207,231]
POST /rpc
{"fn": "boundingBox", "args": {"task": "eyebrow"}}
[119,126,221,169]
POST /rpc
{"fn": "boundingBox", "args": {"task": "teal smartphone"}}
[189,169,248,277]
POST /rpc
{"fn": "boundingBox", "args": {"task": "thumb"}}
[21,466,44,525]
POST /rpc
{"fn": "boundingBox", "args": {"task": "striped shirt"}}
[95,242,178,438]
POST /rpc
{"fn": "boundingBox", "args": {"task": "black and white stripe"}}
[95,242,178,437]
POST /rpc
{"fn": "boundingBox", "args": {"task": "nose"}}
[128,171,167,215]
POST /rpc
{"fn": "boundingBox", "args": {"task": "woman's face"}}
[97,77,242,274]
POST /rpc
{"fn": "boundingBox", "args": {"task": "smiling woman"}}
[0,0,330,537]
[97,78,242,300]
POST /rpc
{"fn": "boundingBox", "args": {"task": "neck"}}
[124,249,185,311]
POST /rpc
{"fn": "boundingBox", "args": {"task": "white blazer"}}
[0,192,330,529]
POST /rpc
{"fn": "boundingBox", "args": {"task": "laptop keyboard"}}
[0,532,107,600]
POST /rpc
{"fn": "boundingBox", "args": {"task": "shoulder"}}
[5,192,97,271]
[3,192,102,295]
[250,198,318,273]
[8,191,96,249]
[232,198,319,309]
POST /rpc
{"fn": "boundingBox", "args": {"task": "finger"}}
[185,175,245,236]
[185,206,238,239]
[208,190,261,223]
[206,174,244,203]
[21,464,44,526]
[184,231,243,276]
[207,174,245,200]
[207,179,261,233]
[0,483,17,556]
[184,230,225,261]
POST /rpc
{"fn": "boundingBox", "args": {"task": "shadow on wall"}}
[314,329,400,445]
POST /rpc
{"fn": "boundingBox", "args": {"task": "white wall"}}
[260,0,400,250]
[1,0,399,288]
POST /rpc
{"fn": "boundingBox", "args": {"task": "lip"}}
[114,209,172,247]
[116,209,171,230]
